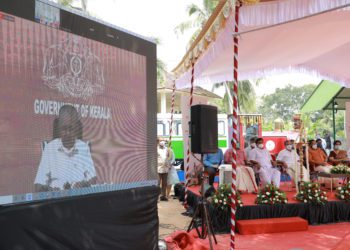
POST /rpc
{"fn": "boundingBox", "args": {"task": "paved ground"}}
[158,196,191,239]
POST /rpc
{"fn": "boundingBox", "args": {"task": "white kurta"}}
[250,148,281,187]
[244,146,255,161]
[277,149,310,182]
[34,139,96,190]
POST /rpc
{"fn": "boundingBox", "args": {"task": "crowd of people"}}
[204,137,350,193]
[157,136,350,201]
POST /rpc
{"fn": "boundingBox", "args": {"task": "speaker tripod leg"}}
[202,201,215,250]
[187,202,201,237]
[205,202,218,244]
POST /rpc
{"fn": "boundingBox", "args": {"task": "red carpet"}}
[188,182,338,205]
[167,223,350,250]
[237,217,308,235]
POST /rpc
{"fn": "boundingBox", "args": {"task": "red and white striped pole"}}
[168,80,176,149]
[231,2,241,250]
[184,62,195,208]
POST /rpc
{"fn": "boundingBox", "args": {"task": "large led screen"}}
[0,2,157,205]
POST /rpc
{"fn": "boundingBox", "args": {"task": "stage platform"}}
[165,222,350,250]
[174,183,350,233]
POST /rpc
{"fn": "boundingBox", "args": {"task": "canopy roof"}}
[173,0,350,89]
[301,80,350,113]
[157,86,221,99]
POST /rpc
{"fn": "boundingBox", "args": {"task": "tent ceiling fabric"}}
[173,0,350,89]
[300,80,343,113]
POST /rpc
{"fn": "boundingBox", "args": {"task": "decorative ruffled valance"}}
[173,0,350,89]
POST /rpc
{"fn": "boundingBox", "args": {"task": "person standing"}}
[166,143,179,198]
[157,139,172,201]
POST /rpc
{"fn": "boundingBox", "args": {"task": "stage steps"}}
[237,217,308,235]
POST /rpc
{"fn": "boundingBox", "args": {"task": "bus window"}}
[157,122,165,136]
[218,121,225,136]
[175,121,182,136]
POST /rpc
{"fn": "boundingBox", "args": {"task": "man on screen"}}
[34,105,97,192]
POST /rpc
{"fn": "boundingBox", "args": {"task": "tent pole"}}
[332,99,336,140]
[184,62,194,209]
[231,2,241,250]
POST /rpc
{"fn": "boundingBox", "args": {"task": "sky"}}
[82,0,201,71]
[71,0,321,95]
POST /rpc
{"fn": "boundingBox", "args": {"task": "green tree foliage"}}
[150,37,168,87]
[214,81,257,114]
[58,0,73,6]
[174,0,220,44]
[259,84,316,123]
[302,110,345,140]
[260,83,345,141]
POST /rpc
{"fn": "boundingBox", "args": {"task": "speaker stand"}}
[187,154,217,250]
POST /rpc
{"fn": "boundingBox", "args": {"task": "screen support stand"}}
[187,153,217,250]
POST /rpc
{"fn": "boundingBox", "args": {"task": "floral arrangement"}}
[296,182,327,205]
[255,184,288,205]
[210,184,243,210]
[336,181,350,201]
[330,164,350,174]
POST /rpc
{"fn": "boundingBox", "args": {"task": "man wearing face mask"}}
[244,137,257,162]
[277,140,309,183]
[308,139,332,173]
[249,138,281,187]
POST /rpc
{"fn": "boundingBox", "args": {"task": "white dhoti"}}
[287,165,310,182]
[258,167,281,188]
[236,166,258,193]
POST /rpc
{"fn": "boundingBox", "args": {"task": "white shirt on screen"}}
[34,138,96,190]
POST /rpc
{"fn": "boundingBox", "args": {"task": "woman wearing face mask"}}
[329,140,349,166]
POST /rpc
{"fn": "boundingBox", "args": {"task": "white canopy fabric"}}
[174,0,350,89]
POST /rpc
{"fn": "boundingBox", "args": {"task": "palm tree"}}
[176,1,258,114]
[150,37,168,87]
[58,0,87,11]
[213,81,257,114]
[58,0,73,6]
[174,0,220,44]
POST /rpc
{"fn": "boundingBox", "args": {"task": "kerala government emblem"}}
[42,35,105,99]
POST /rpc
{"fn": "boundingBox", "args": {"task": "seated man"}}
[329,140,349,166]
[308,139,332,173]
[34,105,97,192]
[203,148,224,187]
[277,140,309,183]
[224,141,258,193]
[249,138,281,188]
[244,137,256,163]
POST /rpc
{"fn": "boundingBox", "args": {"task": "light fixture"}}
[334,101,338,109]
[334,101,338,114]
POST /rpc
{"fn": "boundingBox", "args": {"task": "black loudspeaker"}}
[190,105,218,154]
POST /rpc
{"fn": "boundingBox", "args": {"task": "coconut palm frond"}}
[174,20,194,36]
